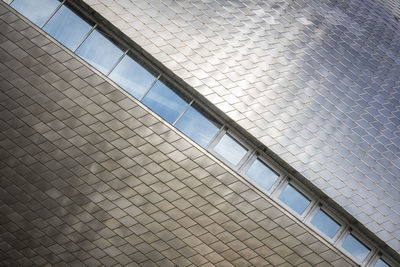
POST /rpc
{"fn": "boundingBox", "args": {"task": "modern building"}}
[0,0,399,266]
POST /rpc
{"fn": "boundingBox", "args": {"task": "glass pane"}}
[43,5,93,50]
[246,158,279,190]
[214,133,247,166]
[75,29,124,74]
[175,105,220,147]
[375,259,390,267]
[108,54,157,99]
[342,234,370,262]
[141,80,188,124]
[278,184,310,214]
[11,0,61,26]
[311,209,341,238]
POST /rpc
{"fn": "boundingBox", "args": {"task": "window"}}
[375,258,390,267]
[278,183,311,215]
[11,0,61,26]
[108,53,158,99]
[310,208,341,238]
[141,80,189,124]
[175,104,220,148]
[75,29,124,74]
[246,158,279,190]
[43,4,93,51]
[342,234,370,262]
[213,133,248,166]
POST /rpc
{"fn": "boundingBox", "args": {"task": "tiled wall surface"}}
[0,3,357,266]
[79,0,400,253]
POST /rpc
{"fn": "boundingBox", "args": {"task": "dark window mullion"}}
[72,23,97,52]
[302,199,319,222]
[205,125,226,150]
[238,152,258,178]
[106,49,129,76]
[172,99,194,126]
[40,0,65,28]
[139,74,161,101]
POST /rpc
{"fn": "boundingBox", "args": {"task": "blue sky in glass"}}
[246,159,278,190]
[175,106,220,147]
[214,134,247,166]
[142,81,188,124]
[11,0,60,26]
[76,29,124,74]
[311,209,340,238]
[342,234,370,261]
[375,259,390,267]
[43,5,92,50]
[278,184,310,214]
[108,55,156,99]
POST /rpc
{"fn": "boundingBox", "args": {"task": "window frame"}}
[174,101,223,148]
[10,0,64,27]
[208,128,253,170]
[273,178,316,219]
[241,153,284,194]
[140,75,192,125]
[75,26,128,74]
[41,0,64,28]
[370,254,394,267]
[338,230,375,265]
[41,0,96,51]
[107,50,160,100]
[305,203,345,242]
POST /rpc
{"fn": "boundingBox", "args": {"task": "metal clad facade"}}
[80,0,400,252]
[0,2,357,265]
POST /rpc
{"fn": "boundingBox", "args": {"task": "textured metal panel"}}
[0,2,356,265]
[79,0,400,252]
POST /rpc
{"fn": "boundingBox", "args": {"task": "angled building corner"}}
[0,0,399,266]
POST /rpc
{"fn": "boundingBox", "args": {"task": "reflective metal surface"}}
[0,3,360,265]
[81,0,400,252]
